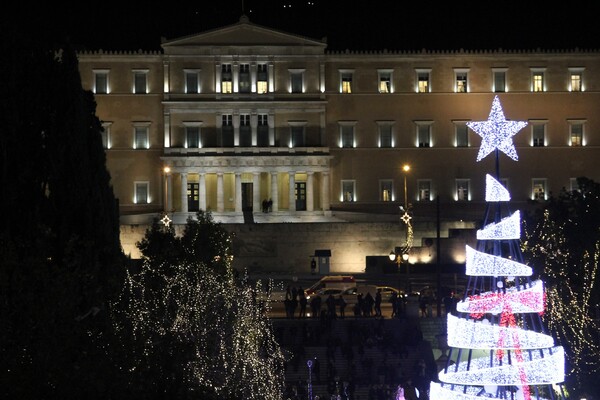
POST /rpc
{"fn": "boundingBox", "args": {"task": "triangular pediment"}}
[162,15,326,56]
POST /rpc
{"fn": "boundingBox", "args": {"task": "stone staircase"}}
[272,315,440,399]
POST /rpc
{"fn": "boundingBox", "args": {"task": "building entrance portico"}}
[162,154,331,218]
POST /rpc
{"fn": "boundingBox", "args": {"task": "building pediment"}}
[161,15,326,56]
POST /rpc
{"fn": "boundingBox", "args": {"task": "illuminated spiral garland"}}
[429,97,565,400]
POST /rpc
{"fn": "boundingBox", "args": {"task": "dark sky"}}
[12,1,600,52]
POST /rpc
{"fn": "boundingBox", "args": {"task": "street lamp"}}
[389,246,411,292]
[163,166,171,212]
[402,164,410,212]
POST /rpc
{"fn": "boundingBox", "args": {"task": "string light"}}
[432,96,565,400]
[485,174,510,202]
[467,95,528,162]
[465,245,532,276]
[476,210,521,240]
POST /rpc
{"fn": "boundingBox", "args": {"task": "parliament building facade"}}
[77,16,600,265]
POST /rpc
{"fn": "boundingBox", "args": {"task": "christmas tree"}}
[429,96,565,400]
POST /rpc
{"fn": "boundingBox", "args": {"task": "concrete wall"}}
[120,219,476,274]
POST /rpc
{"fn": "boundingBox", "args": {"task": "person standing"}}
[298,287,307,318]
[374,288,382,317]
[284,285,293,318]
[402,378,419,400]
[326,294,337,319]
[390,291,399,318]
[337,294,347,319]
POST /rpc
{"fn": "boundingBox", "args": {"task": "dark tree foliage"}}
[0,27,124,398]
[121,211,285,399]
[138,210,235,276]
[522,177,600,398]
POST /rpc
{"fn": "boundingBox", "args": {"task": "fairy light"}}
[523,209,600,378]
[437,346,564,385]
[477,210,521,240]
[111,216,286,399]
[436,96,565,400]
[465,245,532,276]
[485,174,510,202]
[456,280,545,315]
[467,95,528,162]
[446,314,555,349]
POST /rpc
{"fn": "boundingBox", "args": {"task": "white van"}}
[304,275,356,297]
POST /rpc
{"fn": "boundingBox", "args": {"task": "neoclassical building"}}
[77,16,600,261]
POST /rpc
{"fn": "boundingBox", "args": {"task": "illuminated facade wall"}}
[77,16,600,235]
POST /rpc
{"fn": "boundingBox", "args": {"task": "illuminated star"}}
[467,95,527,162]
[401,212,412,224]
[160,214,172,226]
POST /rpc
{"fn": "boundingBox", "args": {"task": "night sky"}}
[11,1,600,51]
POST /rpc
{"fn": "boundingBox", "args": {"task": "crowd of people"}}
[281,286,413,320]
[275,301,437,400]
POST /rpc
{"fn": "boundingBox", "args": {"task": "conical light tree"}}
[430,96,566,400]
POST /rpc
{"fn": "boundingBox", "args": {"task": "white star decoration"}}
[467,95,528,162]
[160,214,172,227]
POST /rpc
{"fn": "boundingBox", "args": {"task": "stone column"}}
[307,171,314,211]
[288,172,296,212]
[233,113,240,146]
[217,173,224,212]
[180,172,188,213]
[268,114,275,146]
[235,173,242,213]
[166,173,173,212]
[199,173,207,211]
[253,172,260,213]
[251,113,258,146]
[270,172,278,212]
[321,172,330,211]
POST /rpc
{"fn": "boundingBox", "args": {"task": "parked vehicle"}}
[304,275,356,297]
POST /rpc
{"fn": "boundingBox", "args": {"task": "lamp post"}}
[389,246,411,293]
[402,164,410,212]
[163,166,171,212]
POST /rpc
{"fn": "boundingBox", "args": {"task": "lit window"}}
[418,180,431,201]
[257,64,268,94]
[340,70,354,93]
[532,123,545,147]
[339,122,356,148]
[569,177,579,192]
[492,68,507,92]
[289,69,305,93]
[341,180,355,202]
[101,122,112,149]
[415,122,432,148]
[456,179,470,201]
[569,67,584,92]
[378,122,393,148]
[221,114,233,147]
[380,179,393,201]
[186,126,200,148]
[239,114,251,147]
[531,68,546,92]
[94,70,109,94]
[185,70,200,94]
[416,69,430,93]
[532,179,547,200]
[257,114,269,146]
[455,69,469,93]
[133,125,149,149]
[221,64,232,93]
[135,182,149,204]
[378,70,392,93]
[239,64,250,93]
[455,122,469,147]
[133,70,148,94]
[569,121,584,146]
